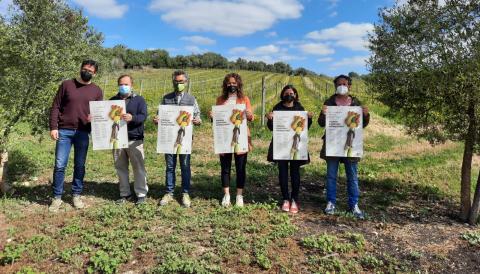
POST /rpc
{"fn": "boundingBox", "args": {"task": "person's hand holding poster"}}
[156,105,194,154]
[273,111,309,160]
[212,104,249,154]
[326,106,363,157]
[90,100,129,150]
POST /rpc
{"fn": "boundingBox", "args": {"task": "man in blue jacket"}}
[110,74,148,205]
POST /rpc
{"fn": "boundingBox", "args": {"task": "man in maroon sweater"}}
[48,60,103,212]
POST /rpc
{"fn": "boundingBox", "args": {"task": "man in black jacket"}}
[110,75,148,205]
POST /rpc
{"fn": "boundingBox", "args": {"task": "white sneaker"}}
[48,198,63,213]
[182,193,191,208]
[235,195,244,207]
[221,194,231,207]
[351,204,365,219]
[160,193,174,206]
[324,201,335,215]
[72,196,85,209]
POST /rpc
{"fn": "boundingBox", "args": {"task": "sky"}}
[0,0,406,76]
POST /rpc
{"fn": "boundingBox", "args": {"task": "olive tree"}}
[0,0,104,192]
[368,0,480,223]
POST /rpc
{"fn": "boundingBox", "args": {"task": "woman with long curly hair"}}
[210,73,254,207]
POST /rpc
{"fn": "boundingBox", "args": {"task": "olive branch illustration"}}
[174,110,192,154]
[108,105,123,150]
[344,111,361,157]
[290,115,306,160]
[230,109,245,153]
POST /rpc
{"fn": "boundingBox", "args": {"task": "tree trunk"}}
[460,103,476,221]
[469,169,480,225]
[0,151,11,194]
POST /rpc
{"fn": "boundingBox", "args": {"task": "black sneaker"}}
[116,195,134,204]
[136,196,146,205]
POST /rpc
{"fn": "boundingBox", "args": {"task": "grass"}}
[1,70,479,273]
[462,230,480,246]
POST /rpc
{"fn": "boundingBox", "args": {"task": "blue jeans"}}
[52,129,90,198]
[165,154,191,193]
[326,158,359,209]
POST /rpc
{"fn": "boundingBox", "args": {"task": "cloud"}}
[329,11,338,17]
[278,55,305,61]
[266,31,278,38]
[229,44,281,55]
[327,0,341,8]
[228,44,301,63]
[305,22,373,51]
[317,57,333,62]
[185,45,206,54]
[330,55,369,68]
[275,39,304,46]
[229,47,250,55]
[180,35,216,45]
[72,0,128,19]
[149,0,303,36]
[298,43,335,55]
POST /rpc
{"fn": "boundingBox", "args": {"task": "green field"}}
[1,69,479,273]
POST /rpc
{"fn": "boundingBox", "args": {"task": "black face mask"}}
[227,86,238,94]
[80,70,93,82]
[282,94,295,103]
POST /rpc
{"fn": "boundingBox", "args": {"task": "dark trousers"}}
[220,153,247,189]
[277,160,301,201]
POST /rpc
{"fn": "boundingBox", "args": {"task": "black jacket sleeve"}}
[267,103,280,131]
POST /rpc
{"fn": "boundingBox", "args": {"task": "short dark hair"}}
[172,70,188,81]
[117,74,133,85]
[81,59,98,73]
[333,74,352,86]
[280,84,299,102]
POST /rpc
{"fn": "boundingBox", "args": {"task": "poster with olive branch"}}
[89,100,129,150]
[325,106,363,157]
[212,104,249,154]
[156,105,194,154]
[273,111,309,160]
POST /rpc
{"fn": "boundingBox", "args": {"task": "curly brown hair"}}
[221,73,244,100]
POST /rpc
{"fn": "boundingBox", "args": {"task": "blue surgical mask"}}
[119,85,131,95]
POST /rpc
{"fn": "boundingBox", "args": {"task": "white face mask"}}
[336,85,349,95]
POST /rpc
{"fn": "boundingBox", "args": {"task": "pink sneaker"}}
[290,200,299,214]
[281,200,290,212]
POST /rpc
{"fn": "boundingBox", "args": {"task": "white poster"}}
[90,100,129,150]
[212,104,249,154]
[156,105,194,154]
[325,106,363,157]
[273,111,309,160]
